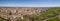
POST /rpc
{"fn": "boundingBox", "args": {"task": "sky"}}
[0,0,60,7]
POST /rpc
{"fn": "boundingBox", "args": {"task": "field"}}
[0,7,60,21]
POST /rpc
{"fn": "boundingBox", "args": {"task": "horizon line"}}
[0,6,60,7]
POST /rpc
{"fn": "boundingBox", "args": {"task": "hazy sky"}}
[0,0,60,7]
